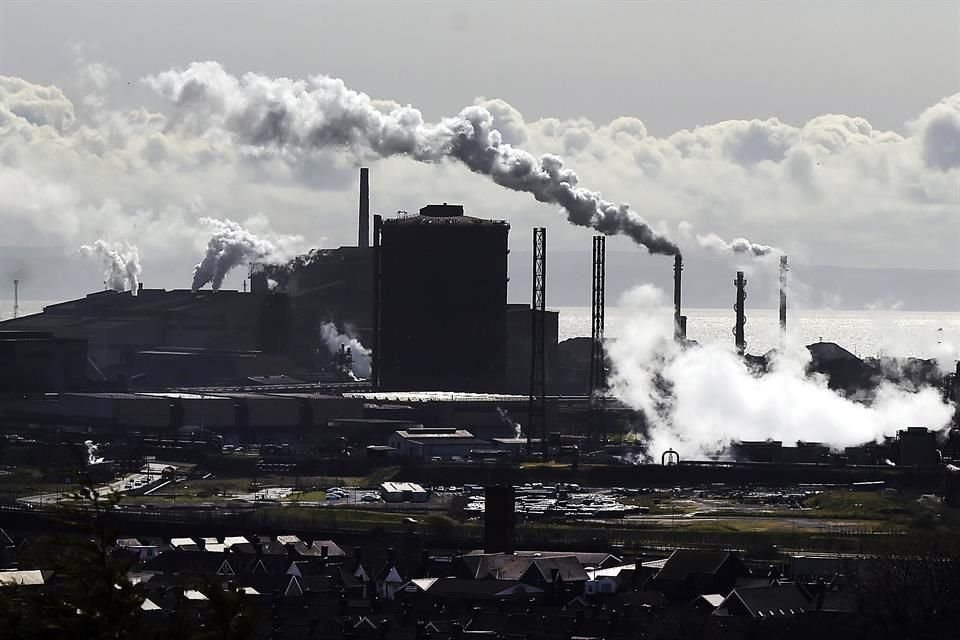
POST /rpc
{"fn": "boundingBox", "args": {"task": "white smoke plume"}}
[607,285,955,460]
[191,217,300,292]
[147,62,680,256]
[320,322,371,379]
[80,240,141,293]
[83,440,104,465]
[696,232,778,257]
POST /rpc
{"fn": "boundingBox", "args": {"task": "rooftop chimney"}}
[358,167,370,248]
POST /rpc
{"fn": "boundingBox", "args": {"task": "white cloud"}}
[0,63,957,298]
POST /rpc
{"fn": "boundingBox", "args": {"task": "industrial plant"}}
[1,169,958,640]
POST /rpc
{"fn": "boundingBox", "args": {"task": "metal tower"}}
[528,227,547,456]
[589,236,606,441]
[734,271,747,355]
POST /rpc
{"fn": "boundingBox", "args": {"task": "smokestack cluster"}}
[148,63,679,256]
[80,240,142,294]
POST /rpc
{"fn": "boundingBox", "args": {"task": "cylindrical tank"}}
[379,204,509,392]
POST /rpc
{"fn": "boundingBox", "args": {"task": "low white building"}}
[387,427,487,460]
[380,481,429,503]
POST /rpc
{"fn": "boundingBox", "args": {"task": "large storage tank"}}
[379,204,509,392]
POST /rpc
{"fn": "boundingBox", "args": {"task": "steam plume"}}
[192,217,283,292]
[607,285,954,459]
[696,232,777,257]
[148,63,679,255]
[320,322,371,379]
[80,240,141,293]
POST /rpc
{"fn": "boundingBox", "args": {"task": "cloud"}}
[0,63,957,300]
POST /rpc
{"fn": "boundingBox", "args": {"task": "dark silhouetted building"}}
[379,205,509,392]
[0,331,88,391]
[484,484,516,554]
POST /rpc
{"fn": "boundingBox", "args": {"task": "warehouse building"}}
[387,427,488,460]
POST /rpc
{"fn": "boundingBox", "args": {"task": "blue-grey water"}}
[556,307,960,360]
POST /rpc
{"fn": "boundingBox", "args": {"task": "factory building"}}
[387,427,488,460]
[505,304,559,395]
[260,246,373,365]
[0,289,293,386]
[898,427,939,466]
[378,204,509,392]
[0,331,88,392]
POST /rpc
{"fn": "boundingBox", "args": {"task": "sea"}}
[555,307,960,361]
[4,300,959,362]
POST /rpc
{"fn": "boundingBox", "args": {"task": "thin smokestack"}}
[673,254,683,341]
[779,255,788,346]
[372,214,382,389]
[734,271,747,355]
[358,167,370,248]
[13,279,18,319]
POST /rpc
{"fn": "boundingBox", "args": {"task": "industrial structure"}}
[377,204,510,392]
[673,254,686,342]
[734,271,747,355]
[589,236,606,443]
[528,227,547,454]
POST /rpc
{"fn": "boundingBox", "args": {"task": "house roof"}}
[466,550,620,567]
[654,550,741,583]
[460,554,588,582]
[405,577,542,598]
[718,584,810,618]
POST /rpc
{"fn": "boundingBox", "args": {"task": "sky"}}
[0,1,958,308]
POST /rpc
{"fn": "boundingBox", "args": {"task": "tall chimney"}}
[779,255,788,346]
[371,214,382,389]
[13,280,18,319]
[734,271,747,355]
[358,167,370,248]
[673,254,683,341]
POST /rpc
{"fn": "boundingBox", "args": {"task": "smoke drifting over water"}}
[80,240,141,293]
[607,285,955,459]
[320,322,371,379]
[191,217,299,292]
[147,63,679,256]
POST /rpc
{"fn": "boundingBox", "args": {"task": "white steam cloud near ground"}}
[607,285,956,460]
[0,63,958,295]
[320,322,371,379]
